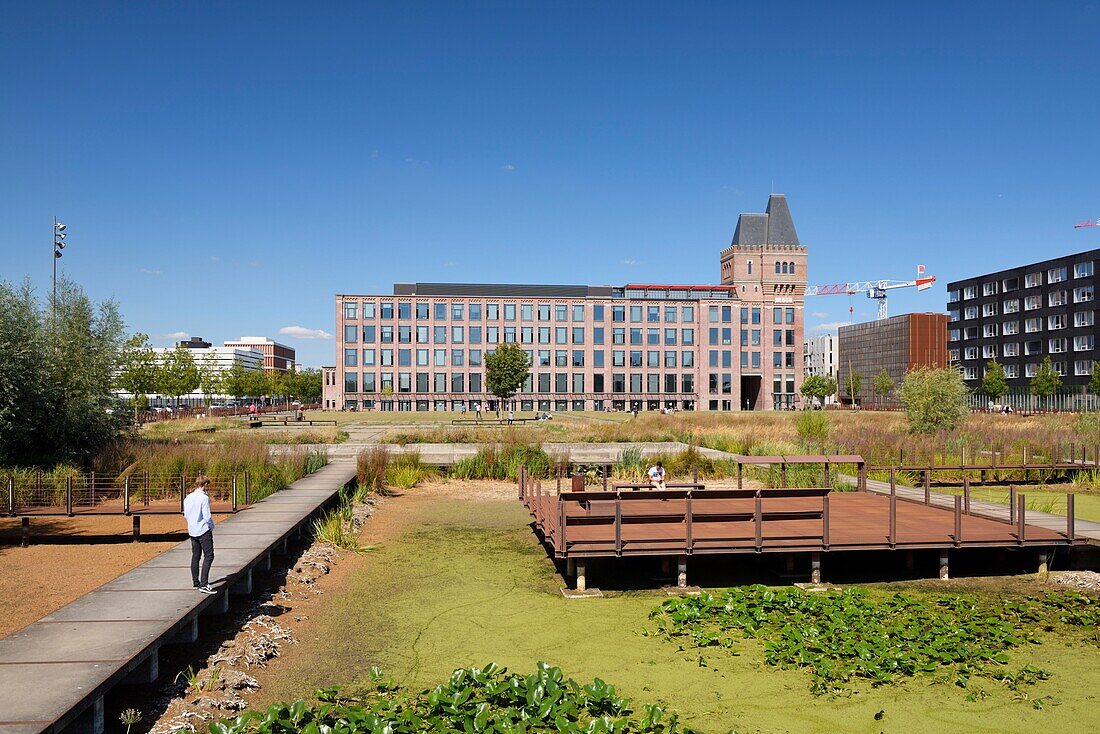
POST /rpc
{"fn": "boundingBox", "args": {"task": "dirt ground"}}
[0,514,216,638]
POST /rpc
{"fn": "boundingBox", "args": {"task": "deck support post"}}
[1009,486,1017,525]
[785,554,795,573]
[261,553,272,571]
[132,515,141,542]
[810,552,821,584]
[676,557,687,588]
[231,569,252,596]
[660,557,671,575]
[1037,552,1049,576]
[61,695,103,734]
[21,516,29,547]
[172,617,198,644]
[576,561,587,592]
[939,550,949,580]
[1067,495,1075,542]
[923,470,930,504]
[567,557,576,577]
[124,648,159,684]
[905,550,915,571]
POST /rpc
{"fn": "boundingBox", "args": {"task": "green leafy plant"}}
[210,663,688,733]
[484,343,531,405]
[899,366,969,433]
[982,360,1009,402]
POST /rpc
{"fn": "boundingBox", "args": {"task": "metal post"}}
[21,517,29,547]
[780,462,787,488]
[737,462,743,490]
[1017,494,1026,545]
[556,465,561,492]
[754,495,762,551]
[7,476,14,517]
[180,473,186,512]
[144,471,149,506]
[133,515,141,542]
[232,476,238,512]
[614,494,622,556]
[123,477,130,515]
[823,461,830,489]
[685,492,693,553]
[923,470,930,504]
[822,493,830,549]
[603,465,608,491]
[66,475,73,516]
[889,471,897,549]
[1009,485,1017,524]
[963,477,971,515]
[953,495,962,546]
[692,466,698,484]
[810,552,821,584]
[939,550,949,580]
[89,471,95,506]
[677,557,687,588]
[518,467,525,500]
[245,473,251,505]
[1067,494,1075,542]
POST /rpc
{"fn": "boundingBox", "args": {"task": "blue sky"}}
[2,2,1098,367]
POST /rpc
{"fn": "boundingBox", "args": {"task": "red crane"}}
[1075,219,1100,229]
[806,266,936,321]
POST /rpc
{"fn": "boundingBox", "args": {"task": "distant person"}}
[508,409,514,425]
[183,475,217,594]
[248,403,258,419]
[475,405,482,420]
[647,461,667,490]
[295,406,304,421]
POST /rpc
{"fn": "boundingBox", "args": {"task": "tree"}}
[1029,356,1061,404]
[872,369,895,406]
[220,359,251,402]
[157,345,200,409]
[899,366,969,433]
[291,368,323,403]
[0,277,126,465]
[198,353,223,407]
[115,333,161,424]
[485,343,530,405]
[800,374,837,406]
[844,369,863,407]
[1089,365,1100,402]
[981,360,1008,402]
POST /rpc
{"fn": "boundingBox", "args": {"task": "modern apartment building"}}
[224,337,296,372]
[332,195,807,412]
[837,313,948,405]
[947,250,1098,391]
[803,333,838,404]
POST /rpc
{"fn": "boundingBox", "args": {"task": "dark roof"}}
[730,194,801,247]
[392,283,613,298]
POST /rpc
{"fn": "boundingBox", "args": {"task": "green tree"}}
[799,374,837,406]
[485,343,531,405]
[291,368,323,403]
[844,369,863,406]
[198,353,223,407]
[0,277,126,465]
[981,360,1008,402]
[157,345,200,410]
[1089,364,1100,403]
[115,333,161,424]
[872,369,895,406]
[1029,356,1061,404]
[899,366,970,433]
[220,358,251,402]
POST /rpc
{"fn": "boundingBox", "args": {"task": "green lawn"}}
[257,493,1100,733]
[937,486,1100,524]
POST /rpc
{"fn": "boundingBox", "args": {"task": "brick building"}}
[836,313,948,405]
[331,195,807,412]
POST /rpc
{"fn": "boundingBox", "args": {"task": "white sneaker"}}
[198,585,217,595]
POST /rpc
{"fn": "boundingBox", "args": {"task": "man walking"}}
[183,475,217,594]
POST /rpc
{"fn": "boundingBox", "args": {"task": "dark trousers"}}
[190,530,214,587]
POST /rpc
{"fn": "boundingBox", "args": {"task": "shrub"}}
[794,411,830,447]
[357,446,389,494]
[899,366,970,434]
[312,505,361,550]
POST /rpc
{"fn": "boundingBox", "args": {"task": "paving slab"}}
[0,460,356,733]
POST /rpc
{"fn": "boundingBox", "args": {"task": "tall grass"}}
[357,447,390,495]
[450,441,552,480]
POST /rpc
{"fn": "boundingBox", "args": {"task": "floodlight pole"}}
[52,216,58,309]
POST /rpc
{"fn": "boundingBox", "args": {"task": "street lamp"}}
[53,217,68,307]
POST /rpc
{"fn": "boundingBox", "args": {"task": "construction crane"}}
[806,266,937,321]
[1075,218,1100,229]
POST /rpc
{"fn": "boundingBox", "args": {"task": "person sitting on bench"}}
[647,461,666,490]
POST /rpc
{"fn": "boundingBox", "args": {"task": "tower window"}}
[775,262,781,274]
[789,262,795,275]
[781,262,789,274]
[747,260,752,275]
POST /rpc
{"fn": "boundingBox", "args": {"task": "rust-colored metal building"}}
[836,313,948,405]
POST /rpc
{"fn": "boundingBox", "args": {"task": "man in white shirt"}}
[647,461,666,490]
[183,475,217,594]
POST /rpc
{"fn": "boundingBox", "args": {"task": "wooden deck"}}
[519,481,1078,560]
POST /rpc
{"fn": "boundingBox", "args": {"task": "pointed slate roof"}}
[729,194,801,247]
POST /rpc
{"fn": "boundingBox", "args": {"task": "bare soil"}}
[0,514,219,638]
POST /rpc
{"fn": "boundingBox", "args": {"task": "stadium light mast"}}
[52,217,68,309]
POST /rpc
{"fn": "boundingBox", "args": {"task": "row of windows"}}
[949,311,1094,340]
[707,328,797,347]
[344,348,704,369]
[343,372,699,394]
[962,360,1091,380]
[950,287,1094,320]
[949,262,1094,302]
[706,374,798,394]
[342,324,698,346]
[706,306,797,325]
[953,335,1096,361]
[342,301,701,324]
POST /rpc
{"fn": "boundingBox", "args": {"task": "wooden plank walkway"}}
[0,460,356,734]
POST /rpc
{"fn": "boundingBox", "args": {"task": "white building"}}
[803,333,838,404]
[126,342,265,408]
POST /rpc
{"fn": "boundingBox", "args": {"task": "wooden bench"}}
[185,426,217,434]
[251,418,338,427]
[451,418,532,425]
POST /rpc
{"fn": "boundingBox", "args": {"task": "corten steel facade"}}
[948,250,1098,391]
[332,195,807,412]
[837,313,948,405]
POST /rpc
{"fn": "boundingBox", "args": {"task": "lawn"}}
[255,490,1100,733]
[936,485,1100,524]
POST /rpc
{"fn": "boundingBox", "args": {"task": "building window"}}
[963,286,978,299]
[593,304,605,321]
[983,324,998,338]
[983,282,998,296]
[343,301,358,320]
[1074,286,1094,303]
[1049,290,1068,307]
[1048,314,1067,330]
[1003,342,1019,357]
[1004,299,1020,314]
[1074,335,1094,352]
[1050,338,1068,354]
[1024,272,1042,288]
[948,290,960,303]
[1076,310,1095,327]
[1075,261,1094,278]
[1004,364,1019,378]
[982,303,998,317]
[964,306,978,320]
[1024,318,1042,333]
[982,345,997,359]
[630,305,643,322]
[1048,266,1067,283]
[1003,320,1019,335]
[1076,360,1093,376]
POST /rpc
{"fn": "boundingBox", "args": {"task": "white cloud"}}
[370,149,380,159]
[500,164,516,171]
[158,331,189,340]
[139,267,161,276]
[279,325,333,340]
[810,321,848,333]
[811,311,829,319]
[621,259,638,266]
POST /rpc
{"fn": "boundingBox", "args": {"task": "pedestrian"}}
[183,474,217,594]
[647,461,667,490]
[508,409,514,425]
[475,404,482,421]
